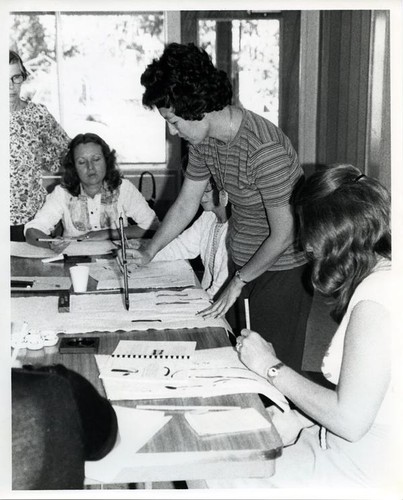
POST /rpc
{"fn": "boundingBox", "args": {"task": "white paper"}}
[97,259,197,290]
[10,242,55,259]
[64,240,118,256]
[185,408,271,436]
[102,340,196,381]
[84,406,171,483]
[11,290,227,334]
[96,347,290,412]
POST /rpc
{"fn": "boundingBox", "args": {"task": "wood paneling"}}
[279,11,300,151]
[317,10,388,176]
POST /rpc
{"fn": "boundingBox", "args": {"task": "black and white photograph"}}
[1,0,402,498]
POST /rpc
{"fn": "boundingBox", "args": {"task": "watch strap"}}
[235,270,248,284]
[266,361,284,382]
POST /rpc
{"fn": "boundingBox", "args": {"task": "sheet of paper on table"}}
[11,242,55,259]
[185,407,271,437]
[64,240,118,256]
[10,240,117,258]
[84,406,171,483]
[96,346,290,412]
[10,288,227,333]
[94,259,198,290]
[103,340,197,380]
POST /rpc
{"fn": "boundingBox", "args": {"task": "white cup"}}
[70,265,89,293]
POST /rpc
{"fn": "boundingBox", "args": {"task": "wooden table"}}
[11,255,283,485]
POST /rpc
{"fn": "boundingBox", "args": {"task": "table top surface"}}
[11,254,283,484]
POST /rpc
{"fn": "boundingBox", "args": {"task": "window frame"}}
[10,9,180,171]
[181,10,301,151]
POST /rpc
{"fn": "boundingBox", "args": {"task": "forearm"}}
[25,228,51,248]
[125,225,157,239]
[146,200,199,259]
[236,231,293,283]
[269,365,361,441]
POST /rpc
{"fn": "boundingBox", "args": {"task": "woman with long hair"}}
[205,164,395,489]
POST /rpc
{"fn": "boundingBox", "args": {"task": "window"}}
[198,16,280,125]
[9,12,166,164]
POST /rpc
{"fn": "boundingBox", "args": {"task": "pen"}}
[119,215,130,311]
[244,298,251,329]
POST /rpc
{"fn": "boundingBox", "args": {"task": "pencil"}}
[244,298,251,329]
[37,238,63,242]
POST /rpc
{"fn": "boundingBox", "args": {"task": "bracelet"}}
[235,269,248,284]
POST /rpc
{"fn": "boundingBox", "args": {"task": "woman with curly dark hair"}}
[208,165,394,488]
[25,133,159,253]
[126,42,313,372]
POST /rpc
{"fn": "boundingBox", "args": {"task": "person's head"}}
[9,50,29,98]
[141,43,232,144]
[62,133,122,197]
[200,177,220,211]
[293,163,391,321]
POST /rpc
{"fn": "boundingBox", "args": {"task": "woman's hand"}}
[116,240,152,272]
[78,230,109,241]
[198,277,244,319]
[237,328,280,379]
[48,237,70,254]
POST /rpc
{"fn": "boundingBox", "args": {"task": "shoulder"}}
[48,184,71,201]
[243,109,282,144]
[120,178,142,195]
[351,261,392,310]
[29,102,49,115]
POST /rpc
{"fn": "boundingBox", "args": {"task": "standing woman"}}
[127,42,312,371]
[9,50,70,241]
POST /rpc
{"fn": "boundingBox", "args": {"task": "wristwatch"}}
[235,270,248,284]
[266,362,284,382]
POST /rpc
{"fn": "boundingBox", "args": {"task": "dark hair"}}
[141,43,232,121]
[9,50,29,81]
[61,133,122,196]
[293,163,391,321]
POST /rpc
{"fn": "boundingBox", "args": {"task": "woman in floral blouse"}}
[9,50,70,241]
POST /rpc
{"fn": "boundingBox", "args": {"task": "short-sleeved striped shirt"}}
[185,108,306,270]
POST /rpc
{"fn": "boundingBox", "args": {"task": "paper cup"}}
[70,265,89,293]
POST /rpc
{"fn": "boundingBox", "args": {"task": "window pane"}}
[59,13,165,163]
[9,12,166,164]
[198,20,216,65]
[198,18,279,125]
[9,13,61,121]
[233,19,279,125]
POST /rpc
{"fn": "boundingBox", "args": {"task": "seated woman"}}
[25,133,159,253]
[152,177,231,299]
[202,164,395,489]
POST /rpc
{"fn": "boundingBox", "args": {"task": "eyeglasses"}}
[10,74,24,85]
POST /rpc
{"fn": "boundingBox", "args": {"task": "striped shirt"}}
[185,108,306,270]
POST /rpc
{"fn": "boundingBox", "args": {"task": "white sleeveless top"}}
[321,258,395,425]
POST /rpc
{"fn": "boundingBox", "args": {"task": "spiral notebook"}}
[101,340,197,382]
